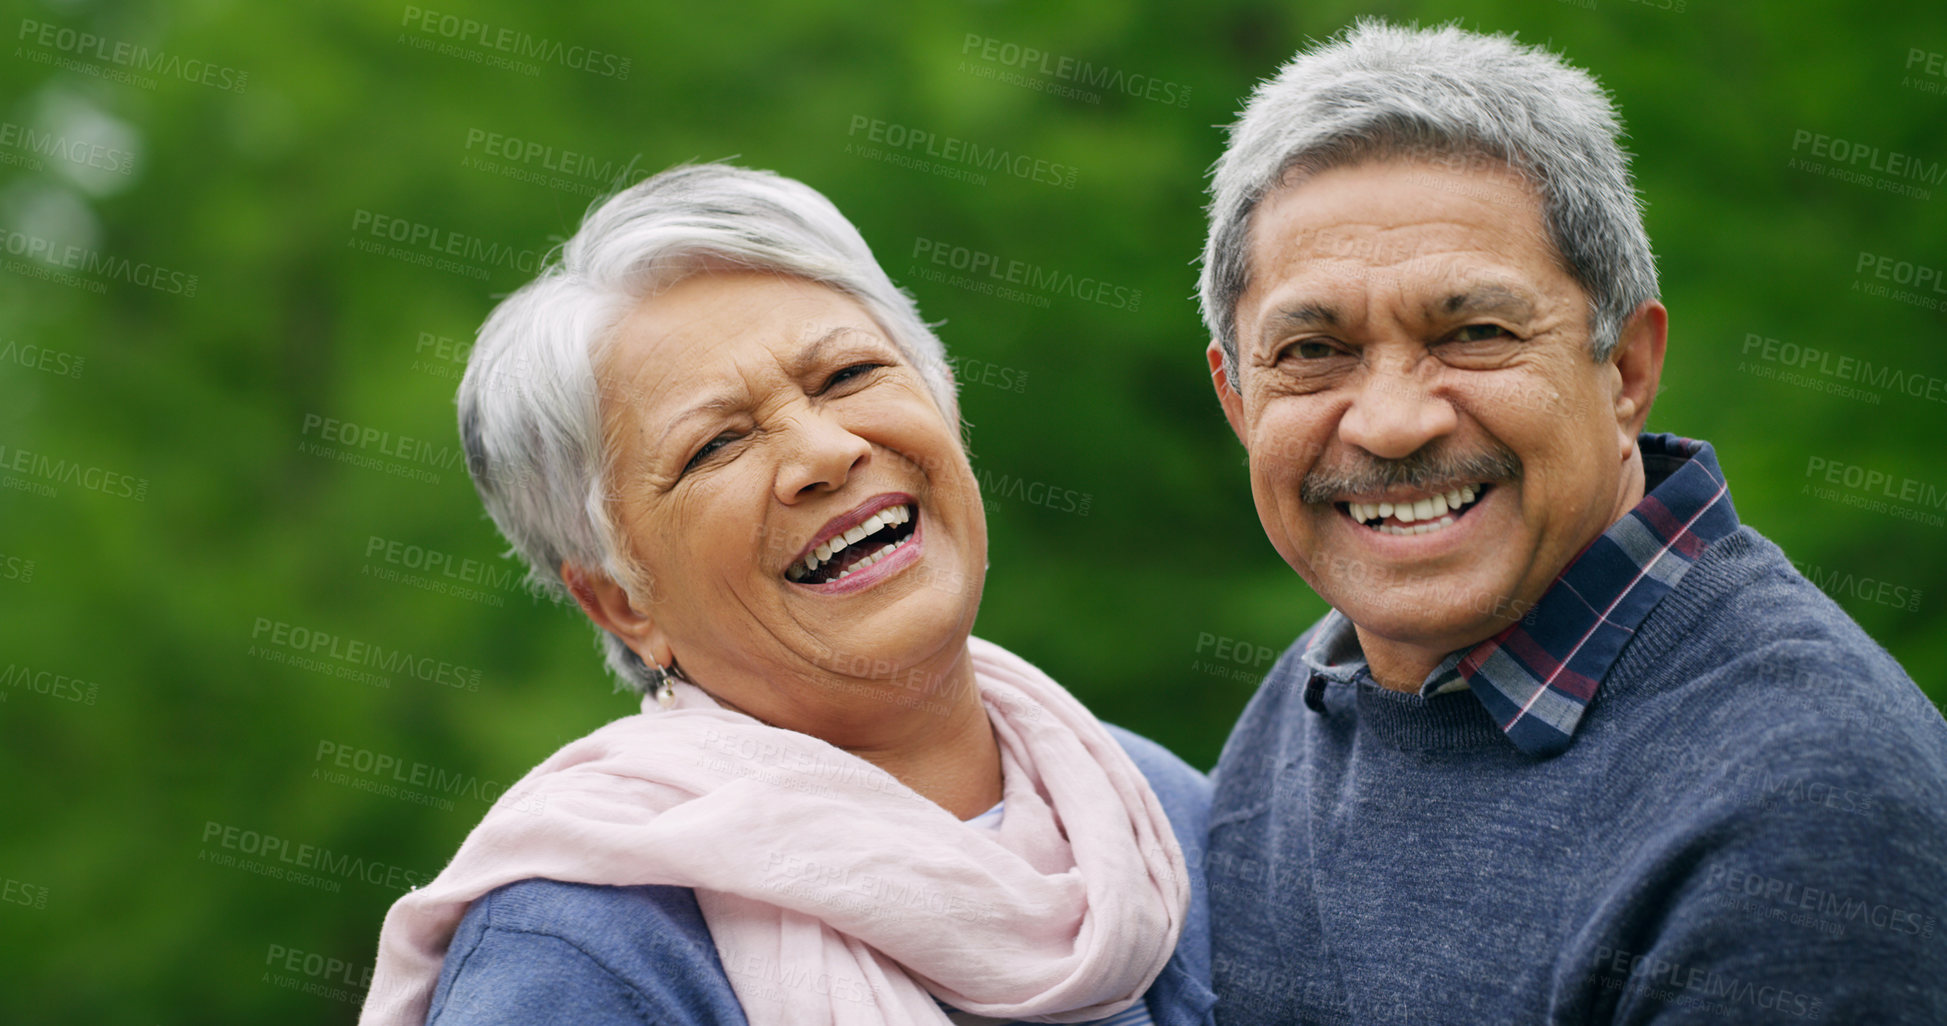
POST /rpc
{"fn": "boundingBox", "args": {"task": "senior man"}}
[1199,21,1947,1025]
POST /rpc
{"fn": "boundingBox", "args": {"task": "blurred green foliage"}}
[1,0,1942,1020]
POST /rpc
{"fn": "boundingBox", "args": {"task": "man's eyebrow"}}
[1257,303,1342,351]
[1433,284,1536,321]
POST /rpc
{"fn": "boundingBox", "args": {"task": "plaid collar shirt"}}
[1296,433,1743,758]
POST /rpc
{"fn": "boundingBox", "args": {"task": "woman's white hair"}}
[457,163,959,693]
[1199,19,1659,380]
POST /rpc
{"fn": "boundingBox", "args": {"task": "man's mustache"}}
[1298,443,1523,504]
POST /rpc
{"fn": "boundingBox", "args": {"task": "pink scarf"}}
[359,636,1188,1024]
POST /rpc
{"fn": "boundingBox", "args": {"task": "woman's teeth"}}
[1345,484,1484,536]
[786,504,914,583]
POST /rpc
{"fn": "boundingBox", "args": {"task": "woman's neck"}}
[840,649,1004,820]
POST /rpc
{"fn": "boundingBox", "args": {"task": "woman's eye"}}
[823,362,884,392]
[682,433,736,474]
[1449,323,1512,343]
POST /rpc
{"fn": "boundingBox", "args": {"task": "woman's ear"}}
[562,562,673,668]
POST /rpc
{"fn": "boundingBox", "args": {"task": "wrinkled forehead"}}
[1240,160,1568,315]
[595,272,888,423]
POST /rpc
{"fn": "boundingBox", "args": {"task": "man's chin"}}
[1333,599,1520,658]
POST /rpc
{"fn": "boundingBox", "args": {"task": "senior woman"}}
[358,163,1214,1026]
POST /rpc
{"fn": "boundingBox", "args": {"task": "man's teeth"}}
[1346,485,1481,535]
[787,504,913,582]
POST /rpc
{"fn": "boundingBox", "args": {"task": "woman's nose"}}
[774,409,872,501]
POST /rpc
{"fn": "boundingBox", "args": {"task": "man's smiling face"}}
[1211,158,1661,669]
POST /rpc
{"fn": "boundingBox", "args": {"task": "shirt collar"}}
[1298,433,1741,757]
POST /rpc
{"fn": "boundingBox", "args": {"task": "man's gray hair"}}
[457,162,959,693]
[1199,19,1658,380]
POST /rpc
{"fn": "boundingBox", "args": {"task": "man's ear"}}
[1207,340,1249,446]
[1609,300,1667,449]
[562,562,672,668]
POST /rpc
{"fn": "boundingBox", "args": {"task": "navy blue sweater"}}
[1207,525,1947,1024]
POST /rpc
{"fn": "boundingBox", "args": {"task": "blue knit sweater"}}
[1207,524,1947,1022]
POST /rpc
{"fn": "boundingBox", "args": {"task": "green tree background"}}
[1,0,1942,1020]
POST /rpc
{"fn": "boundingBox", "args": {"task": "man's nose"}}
[1336,362,1458,460]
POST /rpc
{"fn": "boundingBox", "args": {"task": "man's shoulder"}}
[1103,723,1212,834]
[1618,524,1937,746]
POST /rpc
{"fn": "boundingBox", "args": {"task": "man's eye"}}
[1283,340,1342,361]
[1449,323,1512,343]
[823,362,884,392]
[683,433,737,474]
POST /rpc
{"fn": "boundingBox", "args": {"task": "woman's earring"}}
[649,663,677,709]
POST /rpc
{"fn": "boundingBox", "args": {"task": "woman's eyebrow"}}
[667,393,743,439]
[795,324,877,370]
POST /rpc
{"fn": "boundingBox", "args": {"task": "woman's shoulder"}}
[428,879,748,1024]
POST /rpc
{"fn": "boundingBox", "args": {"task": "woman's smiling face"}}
[589,270,987,739]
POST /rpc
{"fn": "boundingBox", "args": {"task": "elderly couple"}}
[361,22,1947,1026]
